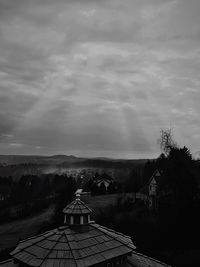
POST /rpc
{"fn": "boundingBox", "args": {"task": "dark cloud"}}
[0,0,200,157]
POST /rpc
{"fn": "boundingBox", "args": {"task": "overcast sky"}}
[0,0,200,158]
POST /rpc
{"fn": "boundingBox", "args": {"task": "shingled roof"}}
[122,252,171,267]
[63,198,92,215]
[1,252,172,267]
[148,169,161,185]
[11,223,135,267]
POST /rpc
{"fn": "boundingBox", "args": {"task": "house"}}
[148,169,161,196]
[93,172,113,190]
[148,169,161,209]
[139,169,161,209]
[1,193,172,267]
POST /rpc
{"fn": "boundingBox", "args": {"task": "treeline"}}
[0,174,77,223]
[60,159,146,169]
[0,163,45,180]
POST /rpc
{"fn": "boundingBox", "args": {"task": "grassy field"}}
[82,193,117,208]
[82,193,136,219]
[82,193,135,208]
[0,205,55,252]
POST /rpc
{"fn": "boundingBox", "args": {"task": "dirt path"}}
[0,205,55,251]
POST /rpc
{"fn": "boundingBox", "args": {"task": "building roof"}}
[11,223,135,267]
[62,197,92,215]
[124,252,172,267]
[0,259,16,267]
[93,173,113,181]
[148,169,161,185]
[140,169,161,194]
[95,179,112,184]
[1,252,172,267]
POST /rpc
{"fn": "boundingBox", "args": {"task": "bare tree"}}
[158,128,177,155]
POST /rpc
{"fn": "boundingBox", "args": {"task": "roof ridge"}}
[18,230,53,243]
[62,232,118,251]
[0,259,13,265]
[64,231,79,267]
[62,227,122,261]
[63,228,127,263]
[148,169,160,183]
[11,230,60,266]
[90,224,136,250]
[10,230,56,256]
[39,232,65,267]
[80,201,92,213]
[98,225,131,239]
[130,251,172,267]
[72,231,105,242]
[77,200,82,213]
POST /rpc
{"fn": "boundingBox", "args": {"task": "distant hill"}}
[0,155,149,181]
[0,155,85,166]
[0,155,148,166]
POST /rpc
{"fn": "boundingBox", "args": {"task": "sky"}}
[0,0,200,159]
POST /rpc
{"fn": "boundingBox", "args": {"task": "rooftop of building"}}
[0,252,172,267]
[10,222,135,267]
[62,194,92,215]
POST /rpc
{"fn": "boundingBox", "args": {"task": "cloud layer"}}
[1,0,200,158]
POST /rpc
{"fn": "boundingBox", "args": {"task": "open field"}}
[82,193,119,208]
[0,205,55,252]
[82,193,136,218]
[82,193,135,209]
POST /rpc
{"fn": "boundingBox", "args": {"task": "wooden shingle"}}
[63,199,92,215]
[126,252,172,267]
[11,222,136,267]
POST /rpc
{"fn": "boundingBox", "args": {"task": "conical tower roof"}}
[63,193,92,215]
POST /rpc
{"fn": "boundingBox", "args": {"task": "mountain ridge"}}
[0,154,151,165]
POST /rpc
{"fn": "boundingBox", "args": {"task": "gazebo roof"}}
[62,197,92,215]
[1,252,172,267]
[11,223,135,267]
[126,251,172,267]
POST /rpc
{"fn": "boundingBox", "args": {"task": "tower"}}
[62,193,92,232]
